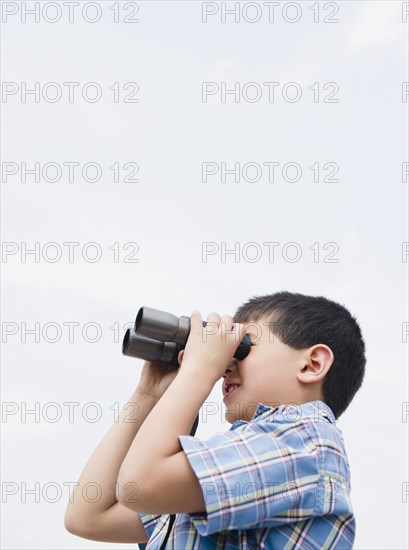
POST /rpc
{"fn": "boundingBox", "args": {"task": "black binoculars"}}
[122,306,251,367]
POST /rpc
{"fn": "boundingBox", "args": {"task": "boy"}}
[65,291,366,549]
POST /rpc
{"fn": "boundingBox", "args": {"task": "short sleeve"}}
[138,513,161,540]
[178,422,320,536]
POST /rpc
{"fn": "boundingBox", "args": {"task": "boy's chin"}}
[223,404,240,425]
[224,412,236,425]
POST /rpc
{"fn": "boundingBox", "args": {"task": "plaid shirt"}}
[140,400,355,549]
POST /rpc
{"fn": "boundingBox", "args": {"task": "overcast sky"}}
[1,1,408,549]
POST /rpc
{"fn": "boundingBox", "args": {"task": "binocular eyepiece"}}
[122,306,251,367]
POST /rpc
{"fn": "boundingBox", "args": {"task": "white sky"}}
[1,1,408,549]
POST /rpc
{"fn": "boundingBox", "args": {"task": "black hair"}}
[233,291,366,419]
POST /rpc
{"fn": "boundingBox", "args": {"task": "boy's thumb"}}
[177,349,184,366]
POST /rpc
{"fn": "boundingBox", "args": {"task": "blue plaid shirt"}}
[140,400,355,549]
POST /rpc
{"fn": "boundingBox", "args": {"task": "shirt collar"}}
[230,400,336,429]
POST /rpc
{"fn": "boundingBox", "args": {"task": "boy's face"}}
[221,316,313,424]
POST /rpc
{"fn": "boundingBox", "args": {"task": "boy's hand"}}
[136,360,179,402]
[178,310,245,386]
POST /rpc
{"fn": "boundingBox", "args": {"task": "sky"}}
[1,1,408,548]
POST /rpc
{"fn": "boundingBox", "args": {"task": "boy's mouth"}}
[223,380,241,399]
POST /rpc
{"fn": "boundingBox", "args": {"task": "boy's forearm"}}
[119,370,212,475]
[65,388,158,521]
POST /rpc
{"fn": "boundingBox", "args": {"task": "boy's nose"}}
[223,359,238,377]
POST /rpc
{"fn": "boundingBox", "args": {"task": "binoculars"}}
[122,306,252,367]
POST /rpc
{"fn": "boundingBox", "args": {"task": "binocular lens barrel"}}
[122,329,181,366]
[135,307,190,345]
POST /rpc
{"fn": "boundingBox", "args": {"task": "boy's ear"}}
[177,349,184,366]
[298,344,334,383]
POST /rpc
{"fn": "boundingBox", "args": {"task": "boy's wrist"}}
[132,387,160,406]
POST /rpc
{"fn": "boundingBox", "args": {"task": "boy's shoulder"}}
[224,399,352,491]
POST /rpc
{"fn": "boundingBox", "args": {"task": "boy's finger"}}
[232,321,245,340]
[220,314,234,330]
[190,310,202,333]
